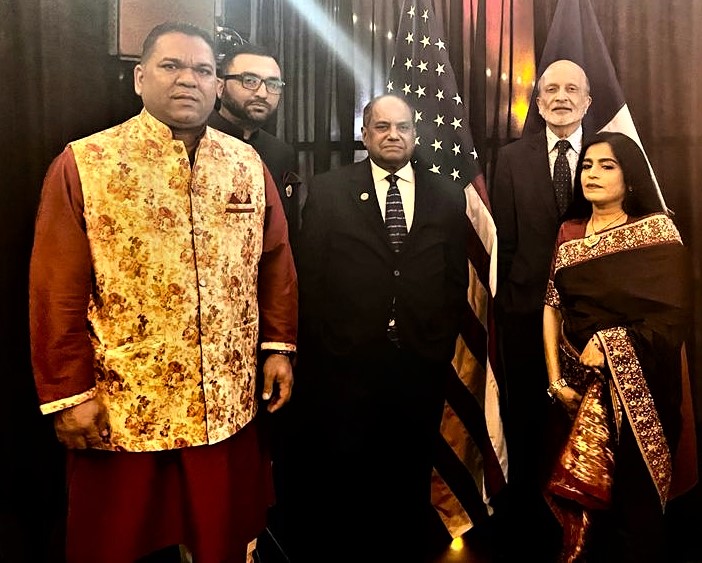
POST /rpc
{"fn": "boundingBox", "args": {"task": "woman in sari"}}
[542,132,694,562]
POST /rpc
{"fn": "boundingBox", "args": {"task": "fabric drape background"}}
[1,0,699,560]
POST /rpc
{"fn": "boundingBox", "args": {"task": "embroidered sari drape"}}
[544,213,692,561]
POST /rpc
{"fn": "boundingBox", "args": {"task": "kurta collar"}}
[137,108,209,145]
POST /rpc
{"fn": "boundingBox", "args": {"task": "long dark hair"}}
[564,132,666,220]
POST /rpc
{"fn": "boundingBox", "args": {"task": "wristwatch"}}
[261,349,296,360]
[546,378,568,401]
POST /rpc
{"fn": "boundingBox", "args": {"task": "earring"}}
[627,186,633,193]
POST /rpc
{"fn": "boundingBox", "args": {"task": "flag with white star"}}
[386,1,480,188]
[387,0,507,539]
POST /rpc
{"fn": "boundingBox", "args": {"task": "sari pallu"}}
[544,213,694,561]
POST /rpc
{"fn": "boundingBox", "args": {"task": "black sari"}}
[544,213,693,562]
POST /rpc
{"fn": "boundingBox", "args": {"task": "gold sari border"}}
[544,279,560,308]
[599,326,672,506]
[555,214,682,273]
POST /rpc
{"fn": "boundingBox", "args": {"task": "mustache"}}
[245,99,272,110]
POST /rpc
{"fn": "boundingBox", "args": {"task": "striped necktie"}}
[385,174,407,252]
[385,174,406,346]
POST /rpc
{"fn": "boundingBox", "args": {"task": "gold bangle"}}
[547,378,568,401]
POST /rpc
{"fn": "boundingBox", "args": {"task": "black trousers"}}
[278,344,449,562]
[495,310,561,561]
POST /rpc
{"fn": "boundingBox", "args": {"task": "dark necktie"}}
[553,139,572,216]
[385,174,406,345]
[385,174,407,252]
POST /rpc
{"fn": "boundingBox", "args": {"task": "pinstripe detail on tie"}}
[385,174,407,251]
[385,173,405,346]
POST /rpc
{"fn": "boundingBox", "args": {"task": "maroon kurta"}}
[66,422,273,563]
[30,133,297,562]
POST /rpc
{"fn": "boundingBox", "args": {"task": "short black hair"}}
[219,44,279,75]
[141,22,215,62]
[362,94,415,128]
[565,132,666,220]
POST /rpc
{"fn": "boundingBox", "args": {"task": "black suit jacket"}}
[298,158,469,364]
[491,128,563,316]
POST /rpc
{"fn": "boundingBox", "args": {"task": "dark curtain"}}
[250,0,469,199]
[251,0,401,202]
[0,2,140,561]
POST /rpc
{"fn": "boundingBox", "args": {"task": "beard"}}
[220,91,275,129]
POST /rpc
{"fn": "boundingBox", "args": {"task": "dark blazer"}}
[298,158,468,364]
[490,128,563,316]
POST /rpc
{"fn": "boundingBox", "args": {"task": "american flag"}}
[386,0,508,537]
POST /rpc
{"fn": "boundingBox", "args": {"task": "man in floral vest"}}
[29,22,297,563]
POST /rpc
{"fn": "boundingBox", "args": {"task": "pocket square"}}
[226,192,255,213]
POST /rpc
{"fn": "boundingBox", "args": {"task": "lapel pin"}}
[360,192,369,201]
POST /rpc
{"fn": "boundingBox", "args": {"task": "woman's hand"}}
[554,385,582,418]
[580,336,605,368]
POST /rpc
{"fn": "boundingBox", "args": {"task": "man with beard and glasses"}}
[209,44,299,246]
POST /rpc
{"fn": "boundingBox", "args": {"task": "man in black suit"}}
[208,44,300,245]
[287,94,468,562]
[490,59,591,559]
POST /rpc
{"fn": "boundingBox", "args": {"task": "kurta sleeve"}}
[30,147,97,414]
[257,164,298,351]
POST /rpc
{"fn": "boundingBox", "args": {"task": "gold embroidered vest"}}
[71,110,265,452]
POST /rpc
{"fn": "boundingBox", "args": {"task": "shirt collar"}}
[369,159,415,185]
[546,125,583,154]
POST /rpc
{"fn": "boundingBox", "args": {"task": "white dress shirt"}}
[370,160,416,230]
[546,125,583,184]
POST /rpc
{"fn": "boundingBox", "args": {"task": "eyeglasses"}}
[222,73,285,94]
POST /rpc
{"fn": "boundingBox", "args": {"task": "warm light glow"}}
[512,97,530,127]
[501,72,508,81]
[486,68,492,78]
[450,537,465,551]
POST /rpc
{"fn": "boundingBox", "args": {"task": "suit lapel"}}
[527,131,560,221]
[408,165,437,241]
[347,159,391,247]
